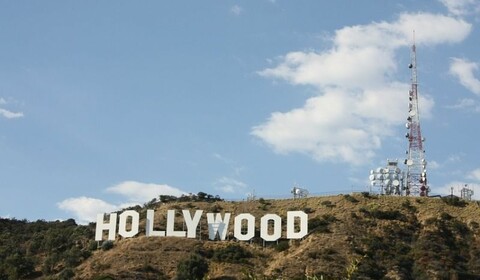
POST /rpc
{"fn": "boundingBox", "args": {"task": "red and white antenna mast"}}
[405,32,428,196]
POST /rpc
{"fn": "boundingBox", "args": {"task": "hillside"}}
[2,193,480,279]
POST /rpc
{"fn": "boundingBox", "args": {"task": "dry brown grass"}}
[75,194,480,279]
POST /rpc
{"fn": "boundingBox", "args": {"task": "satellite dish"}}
[371,181,376,186]
[392,180,400,186]
[384,179,391,185]
[376,174,383,180]
[406,159,414,166]
[405,122,410,129]
[395,167,401,174]
[376,167,382,173]
[409,110,416,117]
[369,174,375,181]
[383,168,389,174]
[370,170,374,175]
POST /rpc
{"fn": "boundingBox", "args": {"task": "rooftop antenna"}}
[405,30,428,196]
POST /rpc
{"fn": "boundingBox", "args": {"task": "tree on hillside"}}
[176,254,208,280]
[0,252,35,279]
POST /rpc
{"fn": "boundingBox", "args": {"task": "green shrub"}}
[303,207,314,214]
[370,209,405,221]
[212,244,252,263]
[344,194,359,203]
[176,254,209,280]
[309,214,337,233]
[361,192,371,198]
[58,268,75,280]
[401,200,417,212]
[101,240,114,251]
[275,240,290,252]
[88,240,98,251]
[321,200,335,208]
[209,204,223,212]
[441,196,467,207]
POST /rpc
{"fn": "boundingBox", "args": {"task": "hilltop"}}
[2,193,480,279]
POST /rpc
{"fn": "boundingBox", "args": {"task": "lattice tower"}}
[405,39,428,196]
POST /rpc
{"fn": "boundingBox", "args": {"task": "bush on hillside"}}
[344,194,359,203]
[101,240,114,251]
[441,196,467,207]
[212,244,252,263]
[176,254,208,280]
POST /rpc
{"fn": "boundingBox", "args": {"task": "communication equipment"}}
[460,184,474,201]
[404,35,429,196]
[368,159,404,195]
[291,184,309,199]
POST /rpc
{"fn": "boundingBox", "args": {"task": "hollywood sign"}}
[95,209,308,242]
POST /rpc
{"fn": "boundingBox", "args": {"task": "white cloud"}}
[231,5,243,16]
[0,98,24,119]
[106,181,185,204]
[0,108,24,119]
[213,153,235,165]
[439,0,480,16]
[446,98,480,112]
[333,13,470,50]
[57,197,118,225]
[255,12,460,165]
[449,58,480,95]
[468,168,480,181]
[260,48,396,89]
[58,181,186,224]
[447,154,463,163]
[214,177,247,193]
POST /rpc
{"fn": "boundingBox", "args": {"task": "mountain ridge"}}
[2,193,480,279]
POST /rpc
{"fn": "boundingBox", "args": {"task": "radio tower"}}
[405,33,428,196]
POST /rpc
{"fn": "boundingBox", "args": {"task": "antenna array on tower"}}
[405,37,428,196]
[368,35,429,197]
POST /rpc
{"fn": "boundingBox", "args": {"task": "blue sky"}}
[1,0,480,224]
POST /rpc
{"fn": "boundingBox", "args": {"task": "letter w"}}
[206,213,231,240]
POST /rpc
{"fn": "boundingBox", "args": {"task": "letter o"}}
[234,213,255,241]
[260,214,281,241]
[118,210,139,238]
